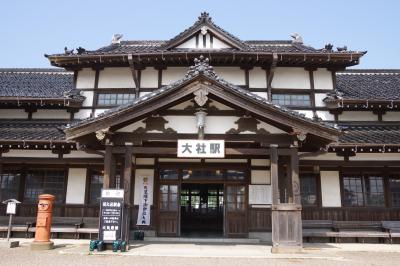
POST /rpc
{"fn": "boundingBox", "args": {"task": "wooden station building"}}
[1,13,400,251]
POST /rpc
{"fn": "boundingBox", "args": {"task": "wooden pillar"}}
[271,145,302,254]
[270,145,279,205]
[122,144,133,244]
[291,147,301,205]
[103,143,113,189]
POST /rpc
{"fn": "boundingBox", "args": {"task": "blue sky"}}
[1,0,399,69]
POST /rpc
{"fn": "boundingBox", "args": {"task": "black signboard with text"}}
[99,189,124,243]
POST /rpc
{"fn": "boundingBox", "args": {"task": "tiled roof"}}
[66,56,338,133]
[329,70,400,102]
[0,68,83,100]
[0,120,67,142]
[46,13,363,58]
[338,123,400,145]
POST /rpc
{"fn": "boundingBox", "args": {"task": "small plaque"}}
[37,217,47,227]
[6,202,16,215]
[103,231,116,241]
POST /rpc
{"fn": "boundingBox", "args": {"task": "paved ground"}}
[1,239,400,265]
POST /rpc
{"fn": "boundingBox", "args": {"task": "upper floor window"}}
[272,94,310,107]
[97,93,135,106]
[389,176,400,207]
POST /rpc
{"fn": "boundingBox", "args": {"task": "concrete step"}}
[142,237,261,244]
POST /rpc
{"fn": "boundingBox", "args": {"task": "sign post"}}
[2,199,21,247]
[99,189,124,244]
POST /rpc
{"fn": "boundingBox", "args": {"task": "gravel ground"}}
[1,244,400,266]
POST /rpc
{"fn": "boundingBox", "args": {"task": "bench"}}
[76,217,99,239]
[382,221,400,243]
[0,216,36,238]
[333,221,390,243]
[302,220,338,242]
[28,217,83,239]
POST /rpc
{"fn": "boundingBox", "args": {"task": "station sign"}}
[177,139,225,158]
[99,189,124,242]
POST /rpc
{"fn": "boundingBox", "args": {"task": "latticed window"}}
[272,94,311,106]
[342,174,385,207]
[300,175,318,206]
[0,171,21,201]
[389,177,400,207]
[24,170,65,203]
[89,171,103,204]
[97,93,135,106]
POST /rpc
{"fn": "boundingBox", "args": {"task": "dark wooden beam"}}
[103,143,113,189]
[128,54,141,97]
[270,145,279,205]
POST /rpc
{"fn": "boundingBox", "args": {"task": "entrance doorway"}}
[157,167,249,238]
[180,183,224,237]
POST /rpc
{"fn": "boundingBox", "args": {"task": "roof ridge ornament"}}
[198,12,212,22]
[184,55,219,80]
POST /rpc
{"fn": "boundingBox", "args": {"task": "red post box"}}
[30,194,55,250]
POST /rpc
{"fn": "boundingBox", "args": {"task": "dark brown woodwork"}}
[225,184,248,237]
[103,144,113,189]
[122,145,133,243]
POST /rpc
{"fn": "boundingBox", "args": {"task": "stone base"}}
[30,241,54,251]
[271,246,303,254]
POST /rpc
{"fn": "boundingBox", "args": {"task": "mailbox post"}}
[30,194,55,250]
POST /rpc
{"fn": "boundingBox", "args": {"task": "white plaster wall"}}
[316,111,335,121]
[168,101,194,110]
[349,153,400,161]
[65,168,87,204]
[251,159,270,166]
[141,68,158,88]
[74,109,92,119]
[117,120,145,132]
[76,68,96,89]
[214,67,246,85]
[3,149,59,158]
[300,152,343,161]
[176,36,197,49]
[98,68,135,88]
[383,112,400,121]
[162,67,187,85]
[295,110,314,119]
[252,170,271,184]
[136,158,155,165]
[32,109,70,120]
[320,171,341,207]
[213,37,231,49]
[249,67,267,88]
[63,150,103,158]
[314,93,328,107]
[0,109,27,119]
[272,67,310,89]
[339,111,377,121]
[209,101,233,110]
[81,91,94,107]
[117,116,285,134]
[314,68,334,90]
[134,169,154,205]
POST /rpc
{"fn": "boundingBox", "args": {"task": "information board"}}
[99,189,124,243]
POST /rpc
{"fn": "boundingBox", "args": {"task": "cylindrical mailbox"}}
[31,194,55,250]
